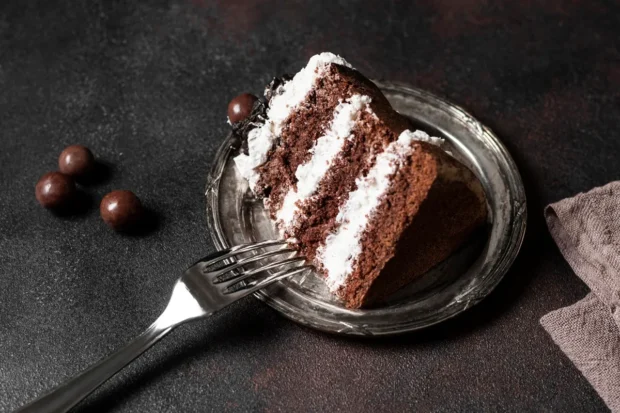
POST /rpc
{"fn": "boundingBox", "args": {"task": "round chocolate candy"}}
[227,93,257,124]
[35,172,76,209]
[58,145,95,177]
[100,190,143,231]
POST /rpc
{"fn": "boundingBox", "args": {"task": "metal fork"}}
[17,240,310,413]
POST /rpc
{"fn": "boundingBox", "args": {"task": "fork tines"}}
[200,240,311,296]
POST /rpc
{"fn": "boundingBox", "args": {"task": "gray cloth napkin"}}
[540,181,620,411]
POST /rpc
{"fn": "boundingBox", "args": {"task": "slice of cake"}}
[230,52,487,309]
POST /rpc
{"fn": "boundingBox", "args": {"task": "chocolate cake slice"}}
[232,52,487,309]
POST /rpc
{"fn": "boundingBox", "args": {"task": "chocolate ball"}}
[100,190,143,231]
[58,145,95,177]
[227,93,257,123]
[35,172,76,209]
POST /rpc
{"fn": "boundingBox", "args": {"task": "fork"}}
[17,240,310,413]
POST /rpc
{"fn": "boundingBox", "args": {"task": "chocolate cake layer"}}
[233,53,352,192]
[256,63,408,217]
[254,65,352,210]
[288,108,402,262]
[337,142,487,308]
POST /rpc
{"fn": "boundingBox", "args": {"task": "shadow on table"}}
[75,160,114,187]
[51,191,94,219]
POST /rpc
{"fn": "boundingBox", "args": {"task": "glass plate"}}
[205,82,526,336]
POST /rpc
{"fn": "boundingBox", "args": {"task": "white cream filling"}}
[399,129,444,147]
[233,52,352,191]
[276,94,372,227]
[316,131,419,291]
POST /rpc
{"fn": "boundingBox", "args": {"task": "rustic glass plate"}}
[205,82,526,336]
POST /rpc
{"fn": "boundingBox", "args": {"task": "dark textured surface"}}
[1,0,618,411]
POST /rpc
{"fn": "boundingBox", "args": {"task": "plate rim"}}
[205,82,527,336]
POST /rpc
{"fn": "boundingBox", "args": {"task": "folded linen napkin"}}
[540,181,620,412]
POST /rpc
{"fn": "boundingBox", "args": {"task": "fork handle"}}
[16,320,175,413]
